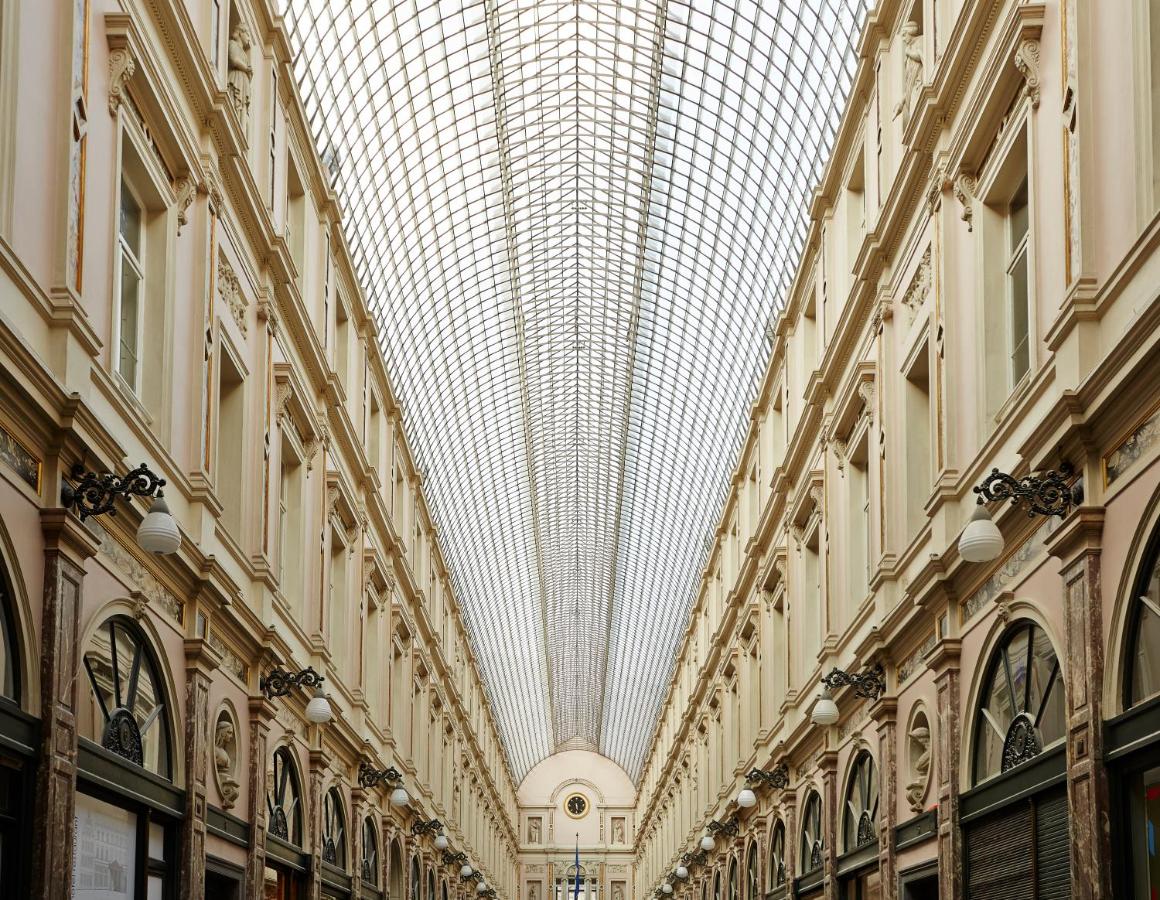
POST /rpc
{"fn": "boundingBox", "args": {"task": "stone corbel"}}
[173,175,196,234]
[952,172,978,232]
[1013,39,1041,110]
[108,46,136,116]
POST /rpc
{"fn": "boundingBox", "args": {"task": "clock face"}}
[565,793,589,818]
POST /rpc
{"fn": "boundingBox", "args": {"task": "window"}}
[768,821,786,889]
[727,857,738,900]
[426,867,436,900]
[328,528,349,674]
[115,182,144,390]
[713,869,722,900]
[268,70,278,206]
[842,751,879,851]
[210,0,222,68]
[1125,526,1160,706]
[80,617,171,777]
[745,844,758,900]
[216,349,246,537]
[267,747,303,845]
[322,788,346,868]
[800,790,823,874]
[972,622,1065,783]
[848,433,871,605]
[335,296,351,387]
[903,342,932,537]
[1006,177,1030,384]
[410,856,420,900]
[277,449,303,606]
[286,158,307,279]
[359,821,378,886]
[0,551,19,702]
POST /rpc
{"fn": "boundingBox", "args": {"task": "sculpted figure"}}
[893,21,923,124]
[612,818,625,844]
[227,21,254,131]
[612,884,624,900]
[905,723,931,811]
[528,817,541,843]
[215,718,241,809]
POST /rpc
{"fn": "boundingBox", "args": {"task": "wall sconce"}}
[681,850,708,868]
[358,761,403,789]
[260,666,332,724]
[958,465,1081,563]
[674,865,689,880]
[661,883,673,894]
[462,869,483,883]
[443,851,469,867]
[61,462,180,554]
[699,834,715,851]
[811,664,885,725]
[706,815,739,838]
[413,818,444,837]
[737,761,789,806]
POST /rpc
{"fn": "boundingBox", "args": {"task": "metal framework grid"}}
[281,0,869,782]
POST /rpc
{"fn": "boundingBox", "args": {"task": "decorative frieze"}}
[94,521,183,625]
[961,516,1053,622]
[897,631,937,684]
[899,248,931,325]
[206,629,248,681]
[0,425,40,490]
[1105,404,1160,485]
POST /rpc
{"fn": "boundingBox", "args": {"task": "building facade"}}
[632,0,1160,899]
[0,1,519,898]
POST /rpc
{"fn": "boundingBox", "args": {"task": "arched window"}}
[410,856,421,900]
[322,787,346,867]
[0,553,20,702]
[768,820,786,888]
[972,621,1065,782]
[744,844,758,900]
[700,878,707,900]
[267,747,303,845]
[361,817,378,884]
[713,868,722,900]
[80,616,171,777]
[1125,530,1160,706]
[727,857,738,900]
[799,790,823,874]
[388,838,404,899]
[441,879,449,900]
[426,866,436,900]
[842,751,879,851]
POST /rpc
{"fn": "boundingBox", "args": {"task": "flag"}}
[573,834,581,900]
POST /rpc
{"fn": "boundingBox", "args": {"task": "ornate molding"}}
[1013,39,1041,109]
[174,176,196,234]
[952,172,978,231]
[217,258,247,335]
[108,47,135,116]
[900,248,932,324]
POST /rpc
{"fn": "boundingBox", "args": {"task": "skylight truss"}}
[282,0,869,782]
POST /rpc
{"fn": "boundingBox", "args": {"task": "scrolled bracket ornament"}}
[1001,713,1042,772]
[973,464,1082,518]
[746,761,789,790]
[821,663,887,701]
[707,815,740,838]
[102,707,145,766]
[358,761,402,789]
[260,666,325,699]
[61,462,167,520]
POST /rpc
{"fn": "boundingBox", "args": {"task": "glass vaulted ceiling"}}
[282,0,870,781]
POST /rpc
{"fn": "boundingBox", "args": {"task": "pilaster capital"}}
[926,638,961,676]
[1045,506,1105,570]
[184,637,224,676]
[39,508,102,563]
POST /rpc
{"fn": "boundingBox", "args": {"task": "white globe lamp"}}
[700,834,715,852]
[662,884,673,895]
[305,687,333,724]
[675,866,689,880]
[434,833,449,850]
[390,786,410,807]
[958,505,1004,563]
[811,686,839,726]
[736,788,757,808]
[461,865,474,879]
[137,496,181,554]
[477,881,488,894]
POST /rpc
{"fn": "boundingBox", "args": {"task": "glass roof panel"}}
[281,0,869,781]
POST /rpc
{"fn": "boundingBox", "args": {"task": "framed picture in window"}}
[73,793,138,899]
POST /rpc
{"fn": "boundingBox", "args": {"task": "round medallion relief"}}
[564,792,589,818]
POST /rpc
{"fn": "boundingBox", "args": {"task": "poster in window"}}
[73,793,137,899]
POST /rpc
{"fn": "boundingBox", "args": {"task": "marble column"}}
[30,509,100,900]
[820,749,839,900]
[181,637,223,898]
[872,697,899,900]
[782,787,797,893]
[929,639,961,900]
[310,747,326,900]
[245,695,278,898]
[351,785,366,896]
[1047,508,1112,900]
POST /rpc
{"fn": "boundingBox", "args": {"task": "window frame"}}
[113,178,146,392]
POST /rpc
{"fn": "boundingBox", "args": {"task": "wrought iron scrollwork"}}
[855,811,875,847]
[269,806,290,841]
[358,760,403,789]
[443,851,469,866]
[821,663,886,700]
[260,666,325,699]
[322,837,338,865]
[973,464,1082,518]
[681,850,708,868]
[1001,713,1042,772]
[412,817,444,836]
[746,761,789,789]
[61,463,167,520]
[707,815,739,837]
[102,707,145,766]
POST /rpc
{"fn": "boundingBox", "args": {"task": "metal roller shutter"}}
[1033,788,1071,900]
[966,802,1034,899]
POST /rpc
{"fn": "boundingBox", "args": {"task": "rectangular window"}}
[328,532,348,676]
[210,0,222,68]
[278,448,303,613]
[1007,176,1030,384]
[115,183,144,390]
[848,434,871,602]
[216,352,245,537]
[268,71,277,206]
[904,343,932,538]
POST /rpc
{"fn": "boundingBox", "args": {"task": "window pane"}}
[118,253,141,388]
[119,185,141,256]
[1009,249,1029,382]
[1009,177,1028,248]
[1130,555,1160,705]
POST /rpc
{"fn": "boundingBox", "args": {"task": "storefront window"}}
[972,622,1065,783]
[322,788,346,867]
[267,747,304,845]
[1126,765,1160,898]
[1127,538,1160,706]
[799,791,823,874]
[72,791,170,900]
[842,751,878,851]
[768,821,786,889]
[80,617,171,777]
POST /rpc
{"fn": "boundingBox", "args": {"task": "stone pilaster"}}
[819,749,839,900]
[246,695,278,898]
[310,747,326,900]
[871,697,899,900]
[351,785,366,896]
[1047,508,1112,900]
[31,509,100,900]
[929,639,961,900]
[181,638,222,899]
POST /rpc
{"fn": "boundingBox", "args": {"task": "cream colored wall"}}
[517,751,635,900]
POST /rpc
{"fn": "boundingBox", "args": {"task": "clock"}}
[564,792,589,818]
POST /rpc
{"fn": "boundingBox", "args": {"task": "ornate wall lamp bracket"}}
[972,463,1082,518]
[443,851,469,866]
[680,850,708,867]
[412,817,444,836]
[260,666,325,698]
[746,761,789,789]
[462,870,484,883]
[821,663,886,700]
[60,462,166,520]
[358,761,403,789]
[706,815,740,837]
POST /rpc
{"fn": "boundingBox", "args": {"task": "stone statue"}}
[528,884,538,900]
[612,883,624,900]
[227,21,254,131]
[612,818,625,844]
[905,723,931,812]
[528,817,541,843]
[214,718,241,809]
[893,21,923,125]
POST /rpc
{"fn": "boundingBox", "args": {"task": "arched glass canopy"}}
[281,0,870,780]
